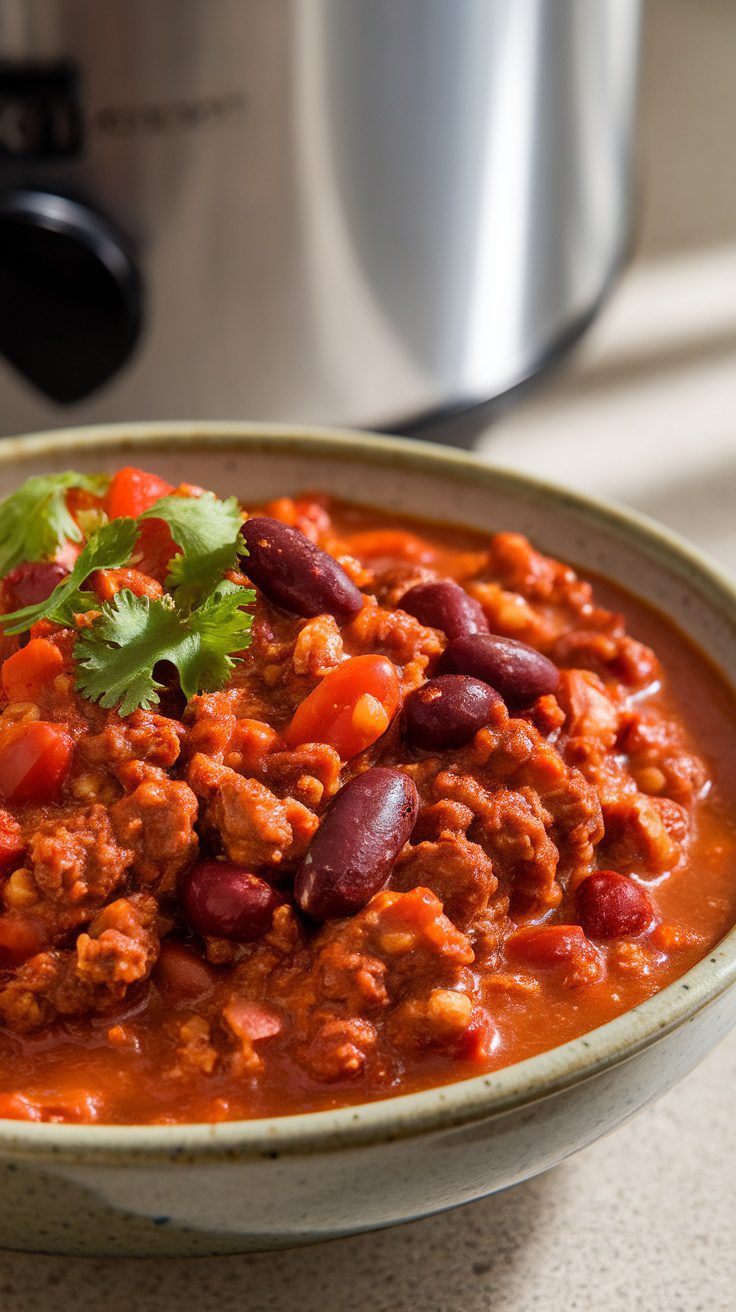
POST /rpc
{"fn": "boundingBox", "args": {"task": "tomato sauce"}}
[0,481,734,1125]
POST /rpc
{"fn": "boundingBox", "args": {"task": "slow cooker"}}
[0,0,641,436]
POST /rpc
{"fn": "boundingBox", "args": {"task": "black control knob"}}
[0,190,143,403]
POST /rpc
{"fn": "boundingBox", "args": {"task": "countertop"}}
[4,1,736,1307]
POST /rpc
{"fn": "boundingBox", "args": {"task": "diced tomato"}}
[154,941,217,1000]
[0,810,24,873]
[91,568,164,602]
[105,466,174,519]
[133,518,178,583]
[1,639,64,704]
[0,721,74,805]
[347,528,437,565]
[28,619,63,641]
[284,654,400,759]
[0,914,45,965]
[506,923,600,974]
[456,1009,496,1062]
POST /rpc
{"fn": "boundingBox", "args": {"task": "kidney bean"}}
[180,860,281,942]
[3,561,69,609]
[154,939,217,999]
[295,766,419,920]
[401,579,489,639]
[240,516,363,620]
[506,923,599,972]
[402,674,502,751]
[441,633,560,707]
[223,999,283,1042]
[576,870,654,940]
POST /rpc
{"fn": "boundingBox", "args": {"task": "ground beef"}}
[111,763,199,893]
[187,753,317,869]
[28,804,133,927]
[0,893,159,1031]
[81,709,184,772]
[393,834,497,928]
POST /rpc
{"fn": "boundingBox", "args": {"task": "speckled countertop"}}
[3,1,736,1307]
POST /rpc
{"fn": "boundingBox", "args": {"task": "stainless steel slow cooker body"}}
[0,0,641,435]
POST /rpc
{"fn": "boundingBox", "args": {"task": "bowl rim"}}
[0,418,735,1164]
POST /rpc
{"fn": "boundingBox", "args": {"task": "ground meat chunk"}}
[111,763,198,893]
[347,598,442,687]
[28,804,133,924]
[0,893,159,1031]
[433,775,560,910]
[392,833,497,928]
[81,709,184,771]
[187,753,317,869]
[299,1016,379,1082]
[263,743,342,806]
[601,793,687,874]
[620,711,708,803]
[486,531,592,609]
[292,890,475,1081]
[557,670,621,758]
[76,893,160,987]
[411,799,476,842]
[551,630,658,688]
[372,564,438,609]
[291,615,344,677]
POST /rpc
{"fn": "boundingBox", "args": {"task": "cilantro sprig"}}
[1,518,139,634]
[0,471,109,576]
[140,490,243,608]
[0,472,254,715]
[74,581,254,716]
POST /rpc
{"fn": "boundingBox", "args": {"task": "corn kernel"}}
[379,930,415,955]
[5,869,38,909]
[1,702,40,724]
[636,765,667,795]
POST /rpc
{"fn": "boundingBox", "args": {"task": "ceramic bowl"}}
[0,422,735,1258]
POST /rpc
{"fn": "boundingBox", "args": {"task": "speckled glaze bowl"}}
[0,422,735,1258]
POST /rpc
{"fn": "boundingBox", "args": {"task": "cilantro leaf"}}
[73,581,255,716]
[179,580,255,698]
[140,491,244,608]
[73,591,181,715]
[1,518,139,634]
[0,471,109,576]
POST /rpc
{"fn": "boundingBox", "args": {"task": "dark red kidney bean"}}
[239,516,363,620]
[4,561,69,609]
[295,766,419,920]
[402,674,502,750]
[180,860,281,942]
[441,633,560,707]
[154,939,217,999]
[401,580,489,639]
[576,871,654,940]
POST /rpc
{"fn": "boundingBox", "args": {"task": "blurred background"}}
[0,2,732,580]
[0,0,733,592]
